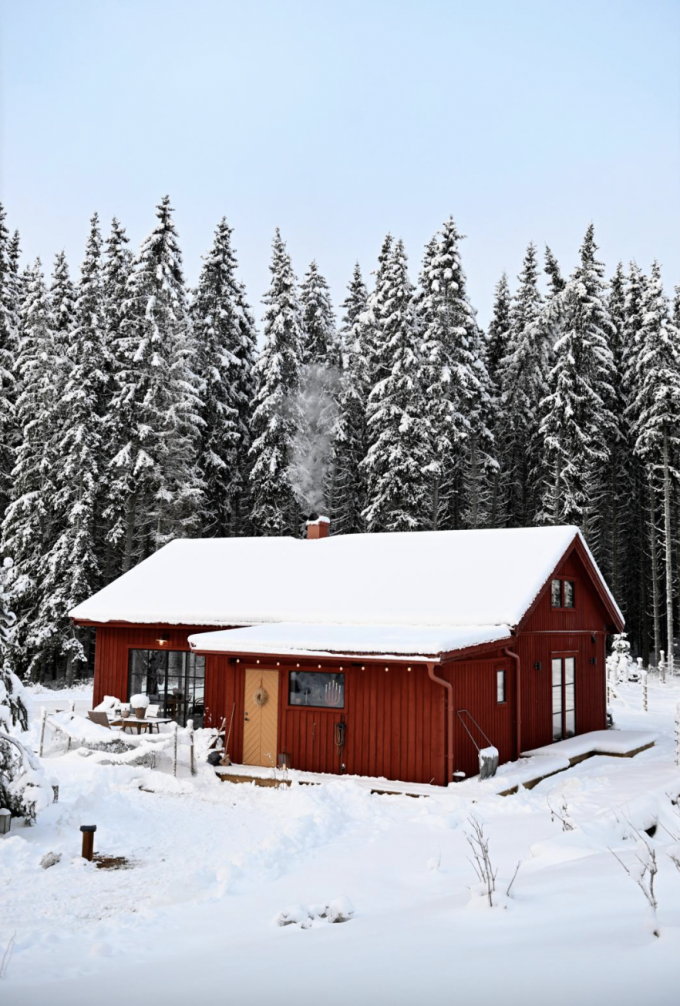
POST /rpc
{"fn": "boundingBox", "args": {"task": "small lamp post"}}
[0,809,10,836]
[80,824,96,861]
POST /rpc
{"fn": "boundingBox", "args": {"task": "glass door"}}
[551,656,576,741]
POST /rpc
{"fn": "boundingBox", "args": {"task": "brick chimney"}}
[306,515,330,540]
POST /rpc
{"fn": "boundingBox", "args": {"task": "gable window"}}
[496,669,506,704]
[289,671,345,709]
[551,578,576,608]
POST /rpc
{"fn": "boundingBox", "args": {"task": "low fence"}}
[37,708,197,777]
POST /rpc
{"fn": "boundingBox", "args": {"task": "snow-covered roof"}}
[70,526,621,644]
[188,623,513,662]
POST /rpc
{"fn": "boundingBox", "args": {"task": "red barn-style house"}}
[70,524,623,786]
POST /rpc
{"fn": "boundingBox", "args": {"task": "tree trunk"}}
[122,490,137,573]
[432,474,440,531]
[662,428,675,677]
[648,480,661,666]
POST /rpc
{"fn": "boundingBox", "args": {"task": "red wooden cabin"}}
[71,524,623,786]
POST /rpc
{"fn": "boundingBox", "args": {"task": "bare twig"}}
[608,819,659,934]
[465,816,497,907]
[0,933,16,979]
[506,860,522,897]
[548,794,574,832]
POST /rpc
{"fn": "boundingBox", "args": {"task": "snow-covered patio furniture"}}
[121,715,173,735]
[87,710,123,731]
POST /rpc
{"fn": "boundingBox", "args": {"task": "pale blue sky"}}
[1,0,679,326]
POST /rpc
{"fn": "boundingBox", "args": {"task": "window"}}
[496,669,506,704]
[289,671,345,708]
[551,656,576,741]
[551,579,576,608]
[128,649,205,727]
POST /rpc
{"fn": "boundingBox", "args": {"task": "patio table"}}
[121,716,173,735]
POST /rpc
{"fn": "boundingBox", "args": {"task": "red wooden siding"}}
[271,662,445,785]
[516,547,610,752]
[439,653,515,780]
[87,538,618,787]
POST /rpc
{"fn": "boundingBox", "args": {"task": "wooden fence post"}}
[642,668,648,712]
[659,650,666,684]
[188,719,195,776]
[38,708,47,758]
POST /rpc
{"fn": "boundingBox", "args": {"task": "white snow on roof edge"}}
[69,525,623,631]
[187,623,514,661]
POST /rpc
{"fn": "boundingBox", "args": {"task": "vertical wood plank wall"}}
[517,549,609,752]
[89,542,615,787]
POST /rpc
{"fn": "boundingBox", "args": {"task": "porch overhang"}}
[187,622,514,665]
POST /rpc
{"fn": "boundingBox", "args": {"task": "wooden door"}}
[243,668,280,766]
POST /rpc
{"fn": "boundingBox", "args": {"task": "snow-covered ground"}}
[2,681,680,1005]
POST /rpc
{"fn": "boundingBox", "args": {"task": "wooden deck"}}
[216,729,657,799]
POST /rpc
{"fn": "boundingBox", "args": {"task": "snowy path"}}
[1,682,680,1005]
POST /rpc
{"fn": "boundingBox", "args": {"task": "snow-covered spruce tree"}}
[99,217,134,576]
[107,196,203,569]
[249,229,303,535]
[632,262,680,676]
[291,260,341,517]
[299,260,341,368]
[0,206,18,521]
[539,226,617,555]
[49,250,76,351]
[544,245,566,296]
[0,557,52,820]
[486,272,512,391]
[605,263,633,609]
[362,239,430,531]
[622,263,653,661]
[365,233,394,389]
[418,217,497,529]
[498,243,550,528]
[191,217,257,537]
[40,214,108,681]
[328,264,371,534]
[1,261,62,678]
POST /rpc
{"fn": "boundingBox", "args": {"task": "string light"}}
[296,662,300,668]
[361,665,365,671]
[256,659,260,664]
[385,666,389,672]
[236,658,240,664]
[407,666,412,672]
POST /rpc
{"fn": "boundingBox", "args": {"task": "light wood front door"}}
[243,668,280,767]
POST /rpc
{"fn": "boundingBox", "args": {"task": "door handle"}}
[244,712,250,722]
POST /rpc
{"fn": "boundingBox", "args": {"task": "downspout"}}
[427,661,453,785]
[504,645,521,760]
